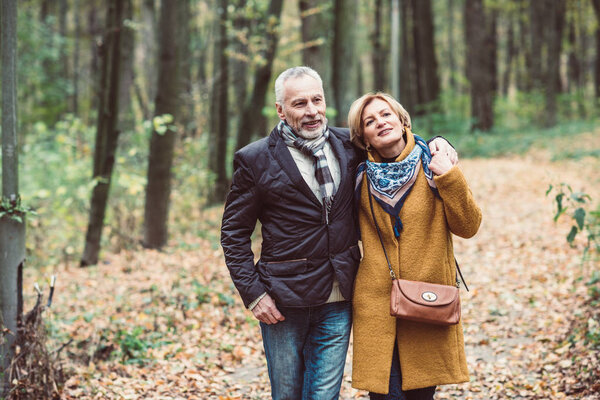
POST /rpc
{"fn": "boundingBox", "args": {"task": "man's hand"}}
[429,152,454,176]
[429,138,458,166]
[252,294,285,324]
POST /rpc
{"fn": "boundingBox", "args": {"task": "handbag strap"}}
[366,179,469,291]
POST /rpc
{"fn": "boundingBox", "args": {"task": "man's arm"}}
[428,136,458,166]
[220,152,285,324]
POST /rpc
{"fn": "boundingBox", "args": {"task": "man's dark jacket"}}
[221,126,363,308]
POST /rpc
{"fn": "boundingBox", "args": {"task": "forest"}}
[0,0,599,398]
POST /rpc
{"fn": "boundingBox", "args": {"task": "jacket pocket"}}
[264,258,308,276]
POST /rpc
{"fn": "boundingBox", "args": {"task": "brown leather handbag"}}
[367,183,467,326]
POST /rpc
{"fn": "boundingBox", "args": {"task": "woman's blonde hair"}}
[347,92,412,150]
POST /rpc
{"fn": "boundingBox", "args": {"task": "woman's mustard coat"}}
[352,132,482,393]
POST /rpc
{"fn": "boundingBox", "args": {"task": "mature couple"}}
[221,66,481,399]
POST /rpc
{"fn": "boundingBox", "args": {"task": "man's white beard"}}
[296,117,328,140]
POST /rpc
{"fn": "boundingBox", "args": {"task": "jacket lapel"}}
[328,128,350,203]
[268,128,322,207]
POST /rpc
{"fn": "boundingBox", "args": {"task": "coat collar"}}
[267,125,351,208]
[268,127,322,207]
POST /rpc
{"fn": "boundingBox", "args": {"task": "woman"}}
[348,92,482,399]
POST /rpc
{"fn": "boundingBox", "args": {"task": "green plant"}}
[0,195,36,223]
[547,183,599,259]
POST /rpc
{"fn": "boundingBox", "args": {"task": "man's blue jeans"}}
[260,300,352,400]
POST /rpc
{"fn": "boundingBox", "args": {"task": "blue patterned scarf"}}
[278,120,336,222]
[355,133,438,237]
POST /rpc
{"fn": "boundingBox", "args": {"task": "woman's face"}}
[361,98,405,157]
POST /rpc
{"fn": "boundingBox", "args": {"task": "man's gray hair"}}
[274,66,324,104]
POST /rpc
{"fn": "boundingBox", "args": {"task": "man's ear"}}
[276,103,285,121]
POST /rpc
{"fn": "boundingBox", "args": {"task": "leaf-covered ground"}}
[24,132,600,399]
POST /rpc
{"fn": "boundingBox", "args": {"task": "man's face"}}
[276,75,327,140]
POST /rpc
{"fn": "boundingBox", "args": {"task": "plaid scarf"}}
[355,133,438,237]
[278,120,336,222]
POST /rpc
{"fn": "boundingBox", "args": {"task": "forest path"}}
[29,132,599,399]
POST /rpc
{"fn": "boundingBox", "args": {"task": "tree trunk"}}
[0,1,25,394]
[118,0,135,134]
[87,1,102,113]
[300,0,331,95]
[372,0,385,91]
[544,0,566,127]
[59,0,70,112]
[81,0,125,266]
[465,0,494,131]
[231,0,249,141]
[567,19,581,93]
[516,0,531,91]
[529,0,545,90]
[412,0,440,109]
[209,0,230,204]
[177,0,195,136]
[592,0,600,98]
[501,16,515,97]
[142,0,180,249]
[391,0,400,99]
[332,0,358,126]
[400,0,416,111]
[447,0,456,91]
[235,0,284,151]
[138,0,158,121]
[73,0,81,115]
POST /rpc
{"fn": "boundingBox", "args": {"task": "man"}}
[221,66,455,399]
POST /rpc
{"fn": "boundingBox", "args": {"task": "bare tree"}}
[235,0,284,151]
[332,0,358,126]
[81,0,126,266]
[465,0,495,131]
[209,0,230,203]
[371,0,386,91]
[142,0,180,248]
[1,0,25,394]
[544,0,566,127]
[592,0,600,98]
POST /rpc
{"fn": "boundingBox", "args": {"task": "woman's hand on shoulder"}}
[429,152,454,176]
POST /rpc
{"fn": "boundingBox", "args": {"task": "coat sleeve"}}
[220,151,266,308]
[433,165,482,238]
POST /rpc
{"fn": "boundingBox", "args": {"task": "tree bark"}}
[501,16,515,97]
[177,0,195,136]
[235,0,284,151]
[332,0,358,126]
[391,0,400,99]
[118,0,135,134]
[300,0,331,95]
[592,0,600,98]
[73,0,81,115]
[544,0,566,127]
[412,0,440,109]
[142,0,180,249]
[465,0,494,131]
[529,0,545,90]
[400,0,416,111]
[138,0,158,121]
[372,0,386,91]
[0,1,25,394]
[232,0,248,106]
[87,1,102,113]
[209,0,230,204]
[516,0,531,91]
[447,0,457,91]
[81,0,125,266]
[567,19,581,93]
